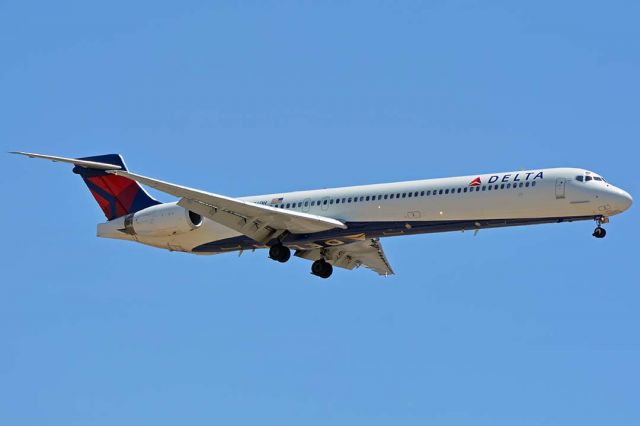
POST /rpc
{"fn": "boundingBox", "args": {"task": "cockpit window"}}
[593,177,603,181]
[576,175,584,182]
[585,176,593,181]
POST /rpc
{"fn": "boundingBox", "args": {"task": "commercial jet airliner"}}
[12,152,632,278]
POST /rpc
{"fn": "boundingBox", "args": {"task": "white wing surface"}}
[107,170,347,243]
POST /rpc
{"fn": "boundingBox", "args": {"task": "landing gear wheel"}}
[269,244,291,263]
[311,259,333,279]
[592,227,606,239]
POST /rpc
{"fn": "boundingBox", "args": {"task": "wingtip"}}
[10,151,39,158]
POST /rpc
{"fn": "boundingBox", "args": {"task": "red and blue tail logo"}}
[469,177,481,187]
[73,154,160,220]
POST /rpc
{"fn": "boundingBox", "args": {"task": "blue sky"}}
[1,1,639,424]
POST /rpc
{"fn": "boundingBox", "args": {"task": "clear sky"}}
[1,1,639,425]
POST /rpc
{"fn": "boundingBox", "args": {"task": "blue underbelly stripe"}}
[191,215,594,253]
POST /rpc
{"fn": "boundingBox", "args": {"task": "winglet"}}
[10,151,122,170]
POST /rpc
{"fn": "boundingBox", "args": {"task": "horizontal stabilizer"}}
[11,151,160,220]
[10,151,121,170]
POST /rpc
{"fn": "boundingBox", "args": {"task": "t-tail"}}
[11,151,161,220]
[72,154,160,220]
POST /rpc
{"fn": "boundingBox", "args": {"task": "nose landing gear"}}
[593,227,606,238]
[592,216,608,239]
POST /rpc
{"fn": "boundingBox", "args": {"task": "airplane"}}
[12,151,633,278]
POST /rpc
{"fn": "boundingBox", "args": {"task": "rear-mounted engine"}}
[121,204,203,237]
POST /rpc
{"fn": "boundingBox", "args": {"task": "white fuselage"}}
[97,167,632,254]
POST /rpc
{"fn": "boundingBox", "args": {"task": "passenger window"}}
[402,193,406,198]
[500,184,505,189]
[286,203,290,208]
[576,175,584,182]
[378,195,382,200]
[323,200,328,205]
[390,194,394,199]
[408,192,412,198]
[532,181,536,187]
[488,186,492,191]
[348,198,352,203]
[506,183,511,189]
[384,194,388,199]
[482,186,486,191]
[304,201,309,207]
[525,182,530,187]
[420,191,425,196]
[360,196,364,202]
[519,182,524,188]
[311,201,315,206]
[427,190,431,196]
[335,199,340,204]
[463,187,467,193]
[365,196,370,201]
[397,193,401,198]
[342,198,346,203]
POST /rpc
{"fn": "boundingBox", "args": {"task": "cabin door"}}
[555,178,566,199]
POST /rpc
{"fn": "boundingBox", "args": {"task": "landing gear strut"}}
[311,259,333,279]
[592,216,607,239]
[269,244,291,263]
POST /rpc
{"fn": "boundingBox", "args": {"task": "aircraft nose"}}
[618,189,633,211]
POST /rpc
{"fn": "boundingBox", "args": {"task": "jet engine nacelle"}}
[122,204,203,237]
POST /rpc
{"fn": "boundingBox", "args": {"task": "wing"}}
[107,170,346,243]
[295,238,395,276]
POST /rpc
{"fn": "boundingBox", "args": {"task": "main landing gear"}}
[269,244,291,263]
[269,244,333,278]
[592,216,607,239]
[311,259,333,279]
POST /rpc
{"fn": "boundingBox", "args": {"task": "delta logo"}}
[469,177,481,187]
[469,171,544,187]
